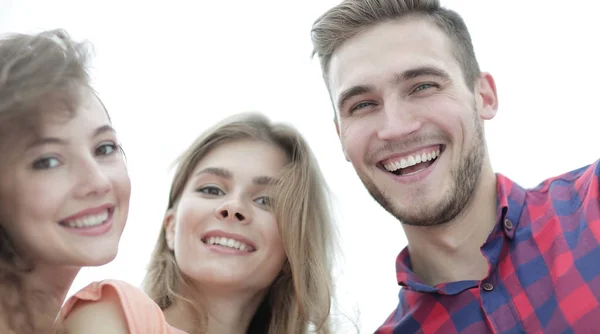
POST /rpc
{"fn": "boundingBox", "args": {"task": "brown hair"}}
[311,0,480,91]
[143,112,335,333]
[0,28,92,333]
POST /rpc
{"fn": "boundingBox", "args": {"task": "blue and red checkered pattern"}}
[375,159,600,333]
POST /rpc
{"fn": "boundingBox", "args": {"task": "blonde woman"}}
[62,112,336,333]
[0,29,131,333]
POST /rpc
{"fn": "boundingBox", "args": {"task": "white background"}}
[1,1,599,332]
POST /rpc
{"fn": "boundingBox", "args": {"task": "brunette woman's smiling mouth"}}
[58,203,115,236]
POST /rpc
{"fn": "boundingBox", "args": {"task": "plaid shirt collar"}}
[395,173,526,294]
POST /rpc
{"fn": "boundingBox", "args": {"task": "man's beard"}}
[359,111,485,227]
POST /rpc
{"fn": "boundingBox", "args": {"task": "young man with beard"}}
[310,0,600,333]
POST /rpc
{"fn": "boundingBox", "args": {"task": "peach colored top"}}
[59,279,187,334]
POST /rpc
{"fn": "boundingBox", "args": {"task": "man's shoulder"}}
[528,158,599,196]
[513,158,599,225]
[376,287,488,334]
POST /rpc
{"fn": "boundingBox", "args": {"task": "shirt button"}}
[504,219,514,230]
[482,283,494,291]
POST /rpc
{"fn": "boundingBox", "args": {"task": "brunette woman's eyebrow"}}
[26,124,114,150]
[26,136,66,149]
[93,124,115,137]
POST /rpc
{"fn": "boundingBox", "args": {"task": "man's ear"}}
[164,209,176,251]
[476,72,499,120]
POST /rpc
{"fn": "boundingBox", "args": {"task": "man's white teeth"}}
[383,149,441,172]
[205,237,253,252]
[64,210,109,228]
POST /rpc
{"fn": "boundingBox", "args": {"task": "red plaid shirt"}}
[376,159,600,333]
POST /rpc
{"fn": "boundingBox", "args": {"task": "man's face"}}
[328,18,497,226]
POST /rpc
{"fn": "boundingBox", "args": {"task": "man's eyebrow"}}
[337,84,375,111]
[393,66,451,84]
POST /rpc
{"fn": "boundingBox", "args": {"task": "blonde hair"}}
[143,112,335,333]
[311,0,480,91]
[0,29,92,333]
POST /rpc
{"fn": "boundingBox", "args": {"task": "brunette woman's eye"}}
[95,142,119,156]
[32,156,60,170]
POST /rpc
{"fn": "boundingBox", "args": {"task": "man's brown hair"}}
[311,0,480,92]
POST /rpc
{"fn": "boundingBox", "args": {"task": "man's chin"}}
[390,205,448,227]
[379,189,457,226]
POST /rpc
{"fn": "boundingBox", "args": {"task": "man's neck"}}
[403,164,498,286]
[165,284,267,334]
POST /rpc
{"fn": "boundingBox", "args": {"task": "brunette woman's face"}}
[0,87,131,267]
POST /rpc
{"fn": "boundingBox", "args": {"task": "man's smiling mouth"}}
[380,145,444,176]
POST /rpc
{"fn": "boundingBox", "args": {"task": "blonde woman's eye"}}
[32,157,60,170]
[255,196,273,207]
[96,143,118,156]
[197,186,224,196]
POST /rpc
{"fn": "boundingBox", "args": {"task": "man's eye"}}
[413,83,437,92]
[350,101,375,112]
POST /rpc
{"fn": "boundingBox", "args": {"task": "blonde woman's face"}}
[165,140,288,292]
[0,87,131,266]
